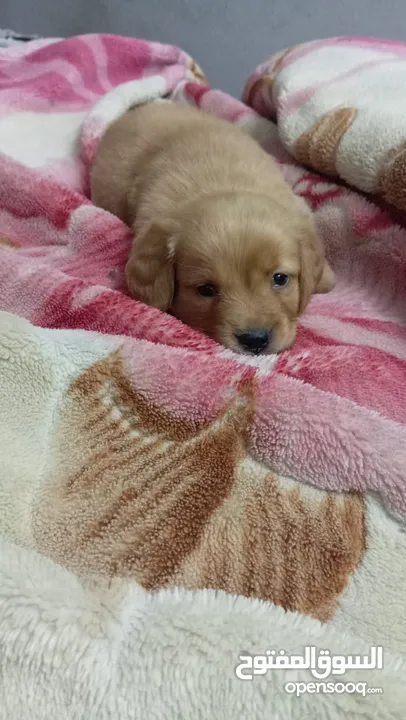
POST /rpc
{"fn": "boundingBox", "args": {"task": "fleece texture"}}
[0,34,405,718]
[0,34,405,517]
[244,36,406,210]
[0,311,405,719]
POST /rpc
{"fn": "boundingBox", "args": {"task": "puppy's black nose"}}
[236,328,270,354]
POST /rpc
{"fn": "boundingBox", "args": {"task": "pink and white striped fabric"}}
[0,34,405,519]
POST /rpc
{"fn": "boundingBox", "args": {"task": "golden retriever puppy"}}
[91,101,335,354]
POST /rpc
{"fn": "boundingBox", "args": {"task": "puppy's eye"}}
[272,273,290,288]
[197,283,217,298]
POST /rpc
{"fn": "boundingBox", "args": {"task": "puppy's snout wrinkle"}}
[236,328,271,355]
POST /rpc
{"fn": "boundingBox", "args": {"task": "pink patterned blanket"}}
[2,35,406,719]
[0,34,405,524]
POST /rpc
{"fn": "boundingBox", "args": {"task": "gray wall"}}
[2,0,406,96]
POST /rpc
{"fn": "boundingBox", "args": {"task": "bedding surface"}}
[0,33,405,719]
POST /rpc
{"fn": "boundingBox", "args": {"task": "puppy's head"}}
[126,192,335,354]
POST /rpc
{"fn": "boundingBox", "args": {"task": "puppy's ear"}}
[125,221,176,310]
[298,216,335,314]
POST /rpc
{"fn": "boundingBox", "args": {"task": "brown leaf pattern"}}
[33,351,366,621]
[295,107,357,177]
[379,141,406,210]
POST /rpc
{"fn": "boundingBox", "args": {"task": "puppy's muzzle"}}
[236,328,270,355]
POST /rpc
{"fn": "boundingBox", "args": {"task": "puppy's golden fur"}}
[91,101,335,354]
